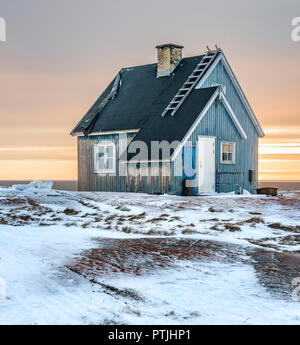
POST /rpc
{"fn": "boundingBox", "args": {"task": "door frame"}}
[197,135,216,194]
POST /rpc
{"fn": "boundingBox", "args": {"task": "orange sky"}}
[0,0,299,181]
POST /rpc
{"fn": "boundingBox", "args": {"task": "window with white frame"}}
[94,142,116,173]
[221,142,235,164]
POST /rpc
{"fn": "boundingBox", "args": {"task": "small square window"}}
[94,142,116,173]
[221,142,235,164]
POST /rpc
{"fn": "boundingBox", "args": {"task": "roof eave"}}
[71,129,140,137]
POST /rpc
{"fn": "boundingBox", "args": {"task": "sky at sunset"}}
[0,0,299,181]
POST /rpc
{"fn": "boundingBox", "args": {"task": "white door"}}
[197,136,215,193]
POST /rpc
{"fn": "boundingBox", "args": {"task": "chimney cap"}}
[156,43,184,49]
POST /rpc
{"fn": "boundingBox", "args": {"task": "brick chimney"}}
[156,43,184,78]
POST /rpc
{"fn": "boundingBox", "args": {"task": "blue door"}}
[182,146,196,195]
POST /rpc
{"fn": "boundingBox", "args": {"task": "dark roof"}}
[123,87,218,161]
[70,54,219,135]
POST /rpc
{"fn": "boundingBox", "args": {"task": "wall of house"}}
[78,132,133,192]
[126,162,172,194]
[78,133,172,193]
[171,59,259,194]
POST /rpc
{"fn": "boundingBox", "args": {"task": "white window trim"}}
[94,142,116,174]
[220,141,236,164]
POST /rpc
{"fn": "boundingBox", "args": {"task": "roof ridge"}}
[121,54,206,71]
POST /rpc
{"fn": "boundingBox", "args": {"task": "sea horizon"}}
[1,179,300,192]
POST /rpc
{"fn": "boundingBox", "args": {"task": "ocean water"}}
[0,180,300,192]
[0,180,77,191]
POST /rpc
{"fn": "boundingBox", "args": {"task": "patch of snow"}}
[0,226,299,325]
[105,261,300,325]
[243,189,252,195]
[11,180,53,191]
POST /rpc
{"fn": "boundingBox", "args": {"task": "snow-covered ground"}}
[0,185,299,324]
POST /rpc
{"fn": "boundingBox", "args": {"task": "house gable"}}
[196,54,264,137]
[171,99,258,194]
[171,88,247,160]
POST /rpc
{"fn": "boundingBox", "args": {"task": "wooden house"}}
[71,44,264,195]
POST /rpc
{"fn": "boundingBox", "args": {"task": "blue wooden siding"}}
[78,133,172,193]
[78,133,135,192]
[199,60,258,140]
[172,59,259,194]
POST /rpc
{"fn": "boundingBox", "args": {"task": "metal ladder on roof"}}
[161,50,220,117]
